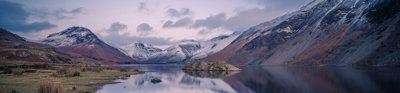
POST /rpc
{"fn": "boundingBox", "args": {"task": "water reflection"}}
[97,64,237,93]
[225,66,400,93]
[96,65,400,93]
[183,70,240,78]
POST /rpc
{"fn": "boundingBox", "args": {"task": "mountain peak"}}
[42,26,101,47]
[47,26,94,38]
[130,42,161,51]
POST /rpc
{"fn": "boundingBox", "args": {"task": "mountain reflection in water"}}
[96,64,400,93]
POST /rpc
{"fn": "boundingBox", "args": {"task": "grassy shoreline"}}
[0,69,144,93]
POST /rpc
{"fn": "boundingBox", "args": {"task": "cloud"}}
[163,17,193,28]
[98,22,127,37]
[98,22,172,46]
[160,8,272,31]
[30,7,83,20]
[247,0,312,11]
[53,8,83,20]
[182,0,311,32]
[136,23,153,35]
[192,13,227,30]
[224,8,274,31]
[161,10,268,31]
[198,29,211,35]
[190,8,278,31]
[166,8,191,18]
[0,0,56,32]
[108,22,127,32]
[138,2,149,12]
[101,33,173,46]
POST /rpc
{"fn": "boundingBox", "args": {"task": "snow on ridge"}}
[41,26,98,47]
[118,41,164,62]
[118,32,241,63]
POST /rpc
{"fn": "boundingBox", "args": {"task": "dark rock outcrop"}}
[151,78,162,84]
[183,70,240,78]
[182,61,240,71]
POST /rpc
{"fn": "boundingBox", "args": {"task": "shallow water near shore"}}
[96,64,400,93]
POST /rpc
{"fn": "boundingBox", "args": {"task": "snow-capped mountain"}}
[42,27,99,47]
[119,32,240,63]
[204,0,400,66]
[154,40,202,63]
[42,26,134,63]
[119,42,163,62]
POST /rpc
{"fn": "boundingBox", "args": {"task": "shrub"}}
[85,68,92,71]
[42,63,50,69]
[51,72,59,77]
[32,63,50,69]
[119,68,127,72]
[4,64,19,68]
[53,68,80,77]
[2,68,12,74]
[133,69,139,72]
[38,70,53,73]
[69,71,80,77]
[25,69,37,73]
[38,78,64,93]
[80,68,88,72]
[66,68,80,77]
[56,68,68,75]
[106,67,113,70]
[12,68,25,75]
[32,64,41,69]
[21,64,29,68]
[91,68,103,72]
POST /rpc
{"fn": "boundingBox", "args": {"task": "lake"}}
[96,64,400,93]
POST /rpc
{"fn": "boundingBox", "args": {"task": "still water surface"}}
[96,64,400,93]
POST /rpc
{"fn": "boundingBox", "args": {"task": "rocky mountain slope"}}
[42,26,134,63]
[119,33,240,63]
[204,0,400,66]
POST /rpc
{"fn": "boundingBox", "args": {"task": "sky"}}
[0,0,312,48]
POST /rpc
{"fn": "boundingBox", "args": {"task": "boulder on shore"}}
[151,78,162,83]
[182,61,240,71]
